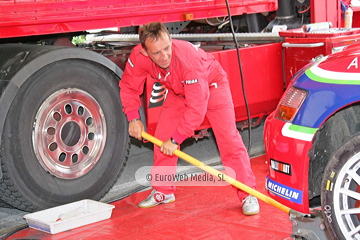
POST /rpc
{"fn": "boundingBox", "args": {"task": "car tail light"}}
[275,86,307,122]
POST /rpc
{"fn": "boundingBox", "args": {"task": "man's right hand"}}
[128,119,144,140]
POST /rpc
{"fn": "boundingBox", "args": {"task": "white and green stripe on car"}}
[282,123,318,142]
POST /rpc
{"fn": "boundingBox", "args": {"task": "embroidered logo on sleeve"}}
[185,79,198,84]
[128,58,134,68]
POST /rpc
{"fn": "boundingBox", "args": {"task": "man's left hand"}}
[160,139,178,156]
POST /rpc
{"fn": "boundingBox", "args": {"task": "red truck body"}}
[0,0,356,219]
[0,0,277,38]
[0,0,288,213]
[144,42,284,135]
[0,0,344,136]
[0,0,284,136]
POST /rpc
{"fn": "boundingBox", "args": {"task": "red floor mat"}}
[9,155,292,240]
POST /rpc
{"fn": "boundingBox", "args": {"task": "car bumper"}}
[264,112,314,213]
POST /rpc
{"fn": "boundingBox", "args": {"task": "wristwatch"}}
[129,118,140,123]
[170,137,178,145]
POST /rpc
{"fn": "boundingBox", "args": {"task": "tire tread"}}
[308,104,360,199]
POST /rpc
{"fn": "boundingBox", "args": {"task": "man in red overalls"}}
[119,22,259,215]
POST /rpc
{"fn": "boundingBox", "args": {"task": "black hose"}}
[1,224,28,240]
[224,0,252,153]
[102,185,150,204]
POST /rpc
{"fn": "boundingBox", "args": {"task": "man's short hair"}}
[139,22,170,50]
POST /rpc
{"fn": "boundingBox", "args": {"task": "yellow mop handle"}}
[141,131,292,215]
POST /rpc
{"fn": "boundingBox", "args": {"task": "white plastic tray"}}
[23,199,115,234]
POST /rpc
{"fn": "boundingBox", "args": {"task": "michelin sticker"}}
[266,177,303,204]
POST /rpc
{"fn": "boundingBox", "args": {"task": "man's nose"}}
[160,51,167,58]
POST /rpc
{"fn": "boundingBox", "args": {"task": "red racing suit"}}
[119,39,256,201]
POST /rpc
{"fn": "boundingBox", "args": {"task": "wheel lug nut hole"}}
[65,104,72,114]
[86,117,93,126]
[53,112,61,121]
[72,154,78,163]
[59,152,66,162]
[88,132,94,140]
[82,146,89,155]
[47,127,56,135]
[78,106,84,116]
[49,142,58,151]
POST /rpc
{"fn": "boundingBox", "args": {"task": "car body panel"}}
[264,45,360,213]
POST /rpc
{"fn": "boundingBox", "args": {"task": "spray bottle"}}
[345,6,353,28]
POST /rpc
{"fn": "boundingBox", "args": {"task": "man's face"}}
[142,31,172,69]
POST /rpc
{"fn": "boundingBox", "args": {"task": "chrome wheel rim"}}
[32,88,106,179]
[333,152,360,239]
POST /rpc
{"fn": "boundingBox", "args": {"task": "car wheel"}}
[321,132,360,239]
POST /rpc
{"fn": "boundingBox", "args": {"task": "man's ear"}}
[140,48,148,57]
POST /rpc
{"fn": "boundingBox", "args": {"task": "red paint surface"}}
[0,0,277,38]
[264,113,312,213]
[145,43,285,136]
[9,155,292,240]
[282,29,360,84]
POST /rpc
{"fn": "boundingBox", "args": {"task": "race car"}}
[264,43,360,239]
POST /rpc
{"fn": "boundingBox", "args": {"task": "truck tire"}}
[308,105,360,200]
[321,132,360,240]
[0,59,129,212]
[0,198,13,208]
